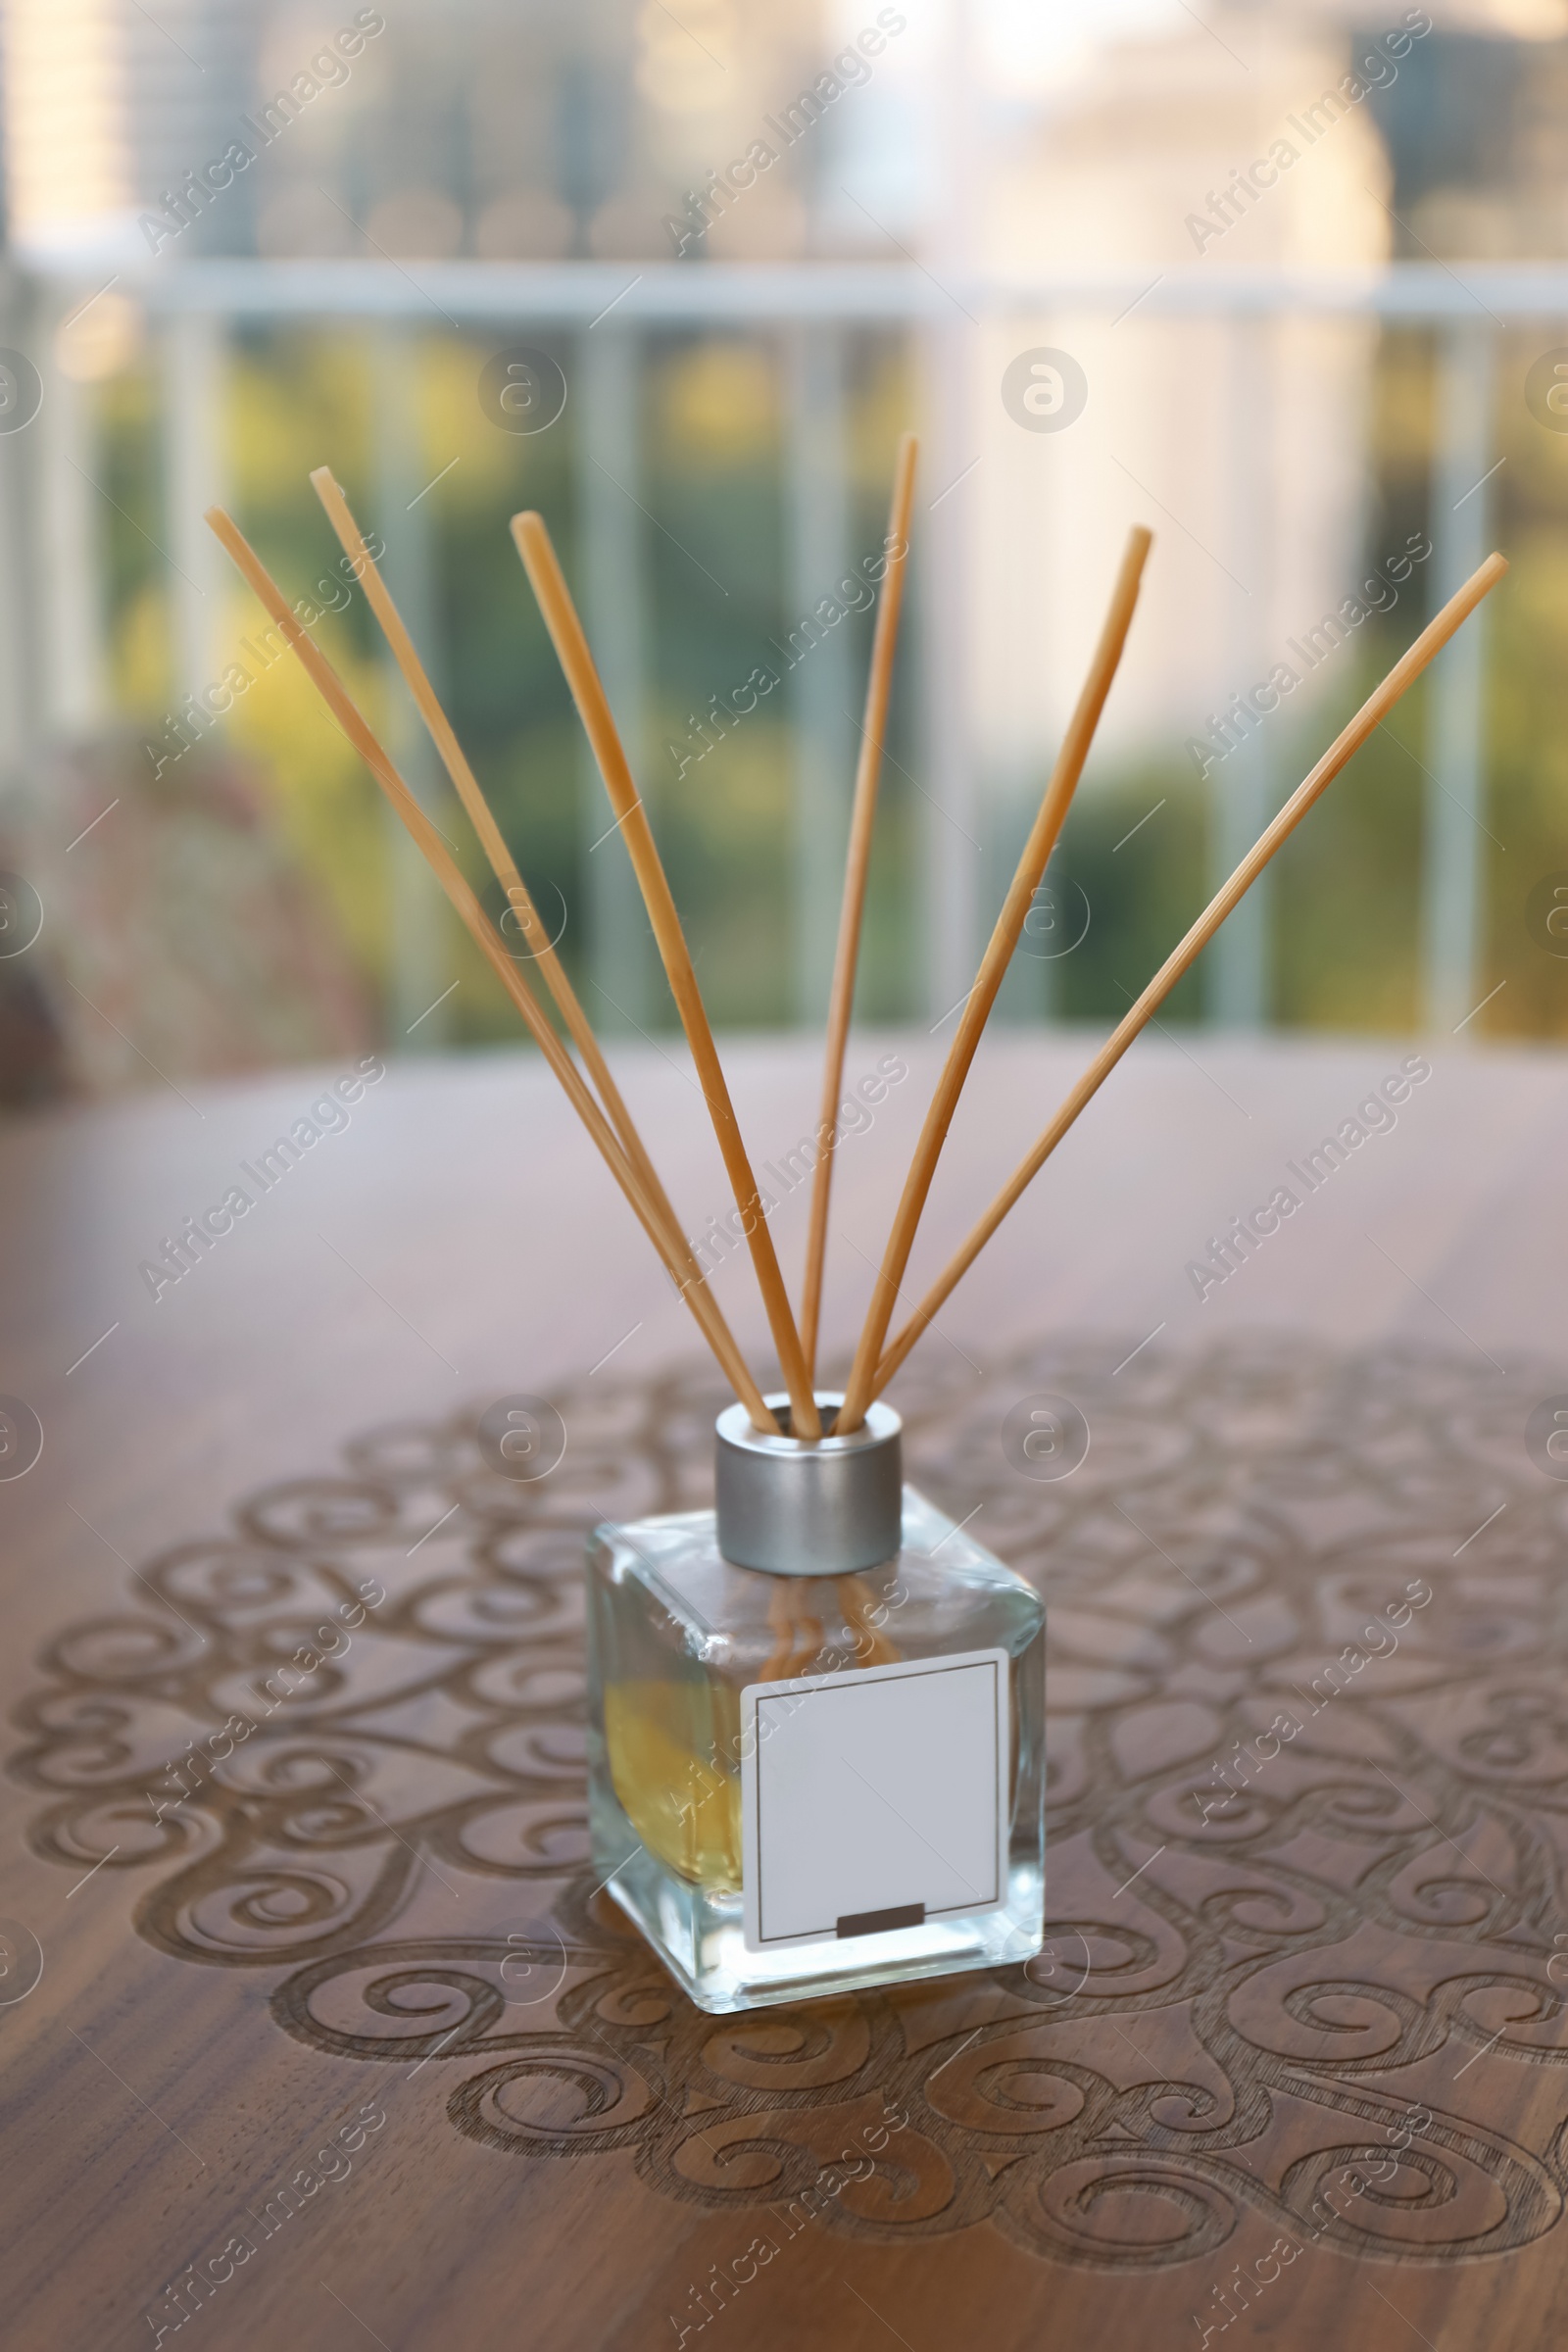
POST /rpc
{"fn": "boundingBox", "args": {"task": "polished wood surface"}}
[5,1027,1568,2351]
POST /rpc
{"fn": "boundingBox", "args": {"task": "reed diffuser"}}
[208,457,1502,2013]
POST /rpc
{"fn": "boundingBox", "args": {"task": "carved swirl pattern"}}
[14,1336,1568,2268]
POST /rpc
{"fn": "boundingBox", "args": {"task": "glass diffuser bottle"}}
[586,1393,1046,2012]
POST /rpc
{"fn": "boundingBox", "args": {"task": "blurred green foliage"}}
[92,318,1568,1053]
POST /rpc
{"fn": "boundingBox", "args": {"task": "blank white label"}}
[740,1647,1009,1952]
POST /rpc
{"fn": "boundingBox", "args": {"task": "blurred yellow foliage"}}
[228,333,370,514]
[658,340,777,466]
[226,620,393,978]
[113,581,169,715]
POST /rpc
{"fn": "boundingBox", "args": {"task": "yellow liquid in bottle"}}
[603,1680,742,1889]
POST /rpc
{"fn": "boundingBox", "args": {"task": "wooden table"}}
[6,1027,1568,2350]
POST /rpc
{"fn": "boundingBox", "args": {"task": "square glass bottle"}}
[586,1393,1046,2012]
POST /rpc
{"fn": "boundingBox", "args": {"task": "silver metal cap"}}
[714,1393,903,1576]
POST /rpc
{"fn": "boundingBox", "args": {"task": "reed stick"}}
[204,505,776,1429]
[869,549,1509,1399]
[761,1581,803,1683]
[761,1580,826,1683]
[512,509,823,1442]
[304,466,750,1418]
[837,1575,901,1667]
[800,432,918,1380]
[837,524,1153,1431]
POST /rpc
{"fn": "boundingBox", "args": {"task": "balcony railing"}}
[0,258,1551,1049]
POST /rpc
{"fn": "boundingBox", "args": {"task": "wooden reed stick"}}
[512,509,824,1443]
[837,524,1153,1431]
[760,1580,826,1683]
[204,505,776,1429]
[800,432,918,1381]
[870,549,1509,1399]
[837,1575,901,1666]
[761,1581,804,1683]
[303,467,757,1423]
